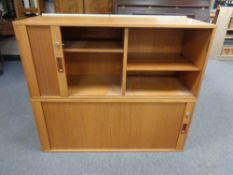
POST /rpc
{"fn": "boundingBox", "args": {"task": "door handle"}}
[181,123,188,134]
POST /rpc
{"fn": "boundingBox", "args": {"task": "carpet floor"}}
[0,60,233,175]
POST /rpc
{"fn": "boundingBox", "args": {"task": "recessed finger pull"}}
[56,57,64,73]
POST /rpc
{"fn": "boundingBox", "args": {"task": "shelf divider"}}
[122,28,129,95]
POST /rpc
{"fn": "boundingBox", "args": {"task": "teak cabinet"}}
[13,15,215,152]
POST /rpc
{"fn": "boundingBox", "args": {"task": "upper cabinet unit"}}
[14,15,214,98]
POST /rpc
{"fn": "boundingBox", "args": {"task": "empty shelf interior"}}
[62,27,124,53]
[126,75,193,97]
[68,75,121,96]
[60,27,211,98]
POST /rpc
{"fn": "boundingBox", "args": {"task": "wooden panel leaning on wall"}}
[13,0,45,18]
[13,15,215,152]
[54,0,113,14]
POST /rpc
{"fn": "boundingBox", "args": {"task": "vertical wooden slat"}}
[13,25,40,97]
[84,0,113,14]
[176,102,195,151]
[31,102,50,151]
[122,28,128,95]
[50,26,69,97]
[54,0,84,13]
[27,26,60,96]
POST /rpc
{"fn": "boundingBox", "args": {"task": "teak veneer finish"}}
[13,15,215,152]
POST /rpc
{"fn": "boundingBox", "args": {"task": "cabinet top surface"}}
[13,14,215,28]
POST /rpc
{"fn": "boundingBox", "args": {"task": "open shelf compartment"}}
[61,27,124,53]
[68,75,121,96]
[64,52,123,96]
[126,71,197,98]
[126,28,211,72]
[61,27,211,98]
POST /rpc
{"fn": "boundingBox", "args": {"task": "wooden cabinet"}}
[54,0,113,14]
[13,15,215,152]
[115,0,210,21]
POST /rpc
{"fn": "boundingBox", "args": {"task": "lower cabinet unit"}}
[42,102,185,150]
[14,15,215,152]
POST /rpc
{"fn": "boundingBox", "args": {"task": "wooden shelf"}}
[63,41,123,53]
[126,76,193,97]
[127,53,199,71]
[221,46,233,56]
[225,35,233,39]
[68,75,121,96]
[220,55,233,58]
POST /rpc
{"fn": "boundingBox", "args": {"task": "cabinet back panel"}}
[27,26,60,96]
[128,28,184,54]
[43,102,185,149]
[182,29,212,69]
[61,27,123,41]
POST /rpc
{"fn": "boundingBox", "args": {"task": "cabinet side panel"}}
[42,102,186,150]
[180,29,214,97]
[176,102,195,150]
[31,102,50,151]
[13,25,40,97]
[27,26,60,96]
